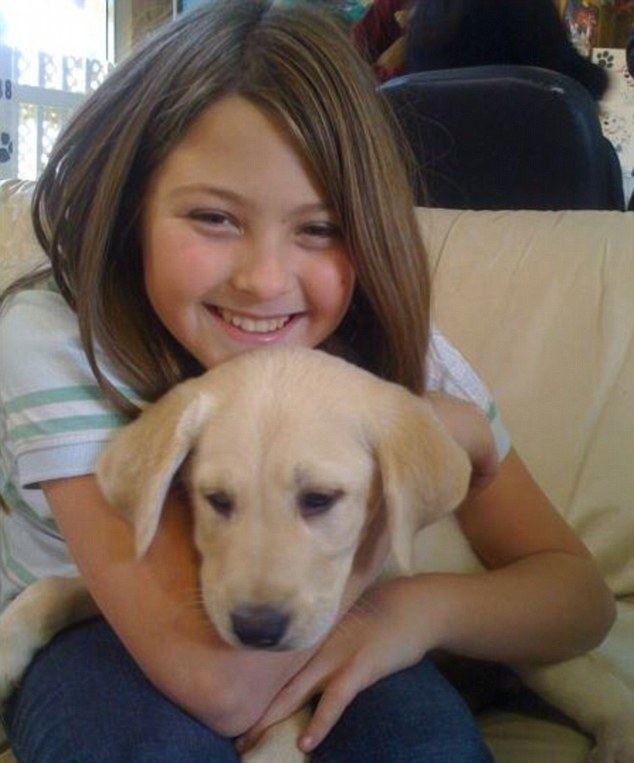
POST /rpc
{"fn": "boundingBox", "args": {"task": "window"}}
[0,0,113,180]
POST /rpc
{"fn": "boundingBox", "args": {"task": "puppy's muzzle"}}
[230,604,290,648]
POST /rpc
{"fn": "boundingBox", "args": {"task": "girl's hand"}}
[426,392,499,493]
[236,577,440,755]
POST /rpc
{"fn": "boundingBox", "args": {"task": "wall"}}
[115,0,172,60]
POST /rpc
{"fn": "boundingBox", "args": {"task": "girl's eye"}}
[300,222,341,240]
[189,210,239,231]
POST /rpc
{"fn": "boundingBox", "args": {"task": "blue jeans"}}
[2,618,493,762]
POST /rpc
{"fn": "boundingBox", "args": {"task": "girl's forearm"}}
[411,551,616,665]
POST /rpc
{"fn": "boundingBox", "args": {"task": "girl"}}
[0,2,614,761]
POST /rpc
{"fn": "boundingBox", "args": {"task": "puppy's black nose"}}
[231,605,289,648]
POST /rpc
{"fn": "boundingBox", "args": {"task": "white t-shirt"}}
[0,287,510,612]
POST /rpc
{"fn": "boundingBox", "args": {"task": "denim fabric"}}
[3,618,493,763]
[311,657,493,763]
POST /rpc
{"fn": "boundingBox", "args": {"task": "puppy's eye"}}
[206,491,233,517]
[298,490,342,518]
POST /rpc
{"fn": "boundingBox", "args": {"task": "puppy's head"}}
[97,347,470,650]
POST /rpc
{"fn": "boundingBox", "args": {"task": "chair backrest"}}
[381,65,625,210]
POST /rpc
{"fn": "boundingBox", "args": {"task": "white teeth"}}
[218,308,291,333]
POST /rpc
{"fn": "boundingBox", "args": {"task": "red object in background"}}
[352,0,409,79]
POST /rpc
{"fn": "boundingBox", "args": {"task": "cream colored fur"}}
[1,347,632,762]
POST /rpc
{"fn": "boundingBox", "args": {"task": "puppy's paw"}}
[240,711,309,763]
[0,589,56,701]
[240,735,307,763]
[588,718,634,763]
[0,577,93,704]
[241,743,306,763]
[0,616,37,702]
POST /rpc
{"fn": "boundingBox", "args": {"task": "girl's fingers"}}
[299,667,368,753]
[236,690,297,752]
[236,663,322,751]
[234,732,261,755]
[238,639,374,753]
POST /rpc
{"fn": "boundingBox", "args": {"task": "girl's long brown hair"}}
[6,0,430,416]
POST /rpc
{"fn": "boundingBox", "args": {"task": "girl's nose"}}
[230,244,293,301]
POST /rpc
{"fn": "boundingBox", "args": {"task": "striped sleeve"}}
[0,289,139,489]
[426,327,512,462]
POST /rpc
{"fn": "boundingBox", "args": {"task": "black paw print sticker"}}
[0,132,14,164]
[596,50,614,69]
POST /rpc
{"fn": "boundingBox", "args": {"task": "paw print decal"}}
[596,50,614,69]
[0,132,14,164]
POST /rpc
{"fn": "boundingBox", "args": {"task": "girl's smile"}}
[141,95,355,369]
[205,305,302,343]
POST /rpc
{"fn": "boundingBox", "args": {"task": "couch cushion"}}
[418,208,634,596]
[480,712,591,763]
[0,179,43,292]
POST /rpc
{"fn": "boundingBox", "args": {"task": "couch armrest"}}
[0,179,45,292]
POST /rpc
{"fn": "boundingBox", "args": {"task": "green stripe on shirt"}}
[4,384,138,414]
[9,413,125,441]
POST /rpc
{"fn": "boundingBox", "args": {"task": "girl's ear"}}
[371,387,472,573]
[96,375,216,558]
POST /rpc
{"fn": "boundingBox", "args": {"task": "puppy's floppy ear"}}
[371,385,471,573]
[96,375,216,558]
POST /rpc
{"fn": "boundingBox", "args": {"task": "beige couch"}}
[1,178,633,762]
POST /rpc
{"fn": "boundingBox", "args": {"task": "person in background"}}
[406,0,609,100]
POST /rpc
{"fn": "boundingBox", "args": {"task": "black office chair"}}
[381,65,625,210]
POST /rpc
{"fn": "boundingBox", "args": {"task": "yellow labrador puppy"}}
[1,347,633,763]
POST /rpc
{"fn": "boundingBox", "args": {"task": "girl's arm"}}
[442,448,615,662]
[43,474,387,737]
[426,397,615,660]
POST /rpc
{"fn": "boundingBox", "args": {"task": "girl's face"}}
[141,95,355,370]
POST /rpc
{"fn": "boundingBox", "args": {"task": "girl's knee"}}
[6,695,238,763]
[312,657,493,763]
[4,619,238,763]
